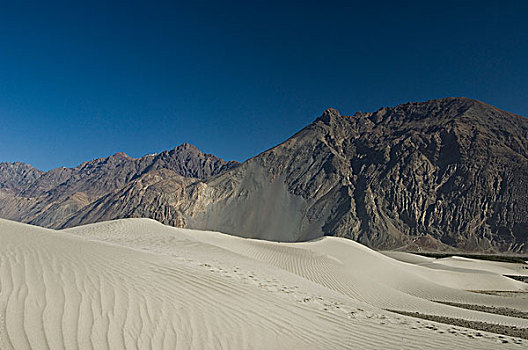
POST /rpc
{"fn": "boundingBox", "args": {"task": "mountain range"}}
[1,97,527,253]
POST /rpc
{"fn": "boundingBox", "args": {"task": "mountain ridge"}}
[1,97,527,253]
[0,143,239,227]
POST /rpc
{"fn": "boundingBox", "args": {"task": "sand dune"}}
[383,251,528,276]
[0,218,526,349]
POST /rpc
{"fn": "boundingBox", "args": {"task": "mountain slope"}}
[0,162,44,193]
[2,97,527,252]
[0,144,238,228]
[64,97,528,252]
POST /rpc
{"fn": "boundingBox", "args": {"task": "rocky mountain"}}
[2,97,527,253]
[0,144,238,227]
[56,97,528,253]
[0,162,44,193]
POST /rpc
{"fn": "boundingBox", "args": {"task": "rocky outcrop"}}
[62,169,195,228]
[144,143,239,179]
[0,162,43,193]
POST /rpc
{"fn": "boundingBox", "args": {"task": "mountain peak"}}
[322,107,340,117]
[111,152,131,159]
[174,143,200,152]
[317,108,341,124]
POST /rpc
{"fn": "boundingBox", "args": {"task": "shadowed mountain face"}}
[0,162,44,193]
[1,97,527,252]
[0,144,238,228]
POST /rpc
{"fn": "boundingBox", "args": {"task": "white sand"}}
[384,251,528,277]
[0,218,526,349]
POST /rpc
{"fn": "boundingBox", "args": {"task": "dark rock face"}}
[1,97,527,253]
[0,144,238,228]
[309,98,528,252]
[119,97,526,253]
[306,98,528,252]
[0,162,43,193]
[60,169,195,229]
[264,97,527,252]
[145,143,239,179]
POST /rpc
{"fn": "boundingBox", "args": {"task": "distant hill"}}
[1,97,527,253]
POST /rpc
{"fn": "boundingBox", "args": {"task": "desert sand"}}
[0,218,527,349]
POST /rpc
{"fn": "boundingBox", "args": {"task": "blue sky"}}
[1,1,527,170]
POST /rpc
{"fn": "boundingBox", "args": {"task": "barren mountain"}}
[0,144,238,227]
[0,162,43,193]
[60,97,528,253]
[1,97,527,253]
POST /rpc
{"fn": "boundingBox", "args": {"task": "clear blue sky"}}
[1,1,527,170]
